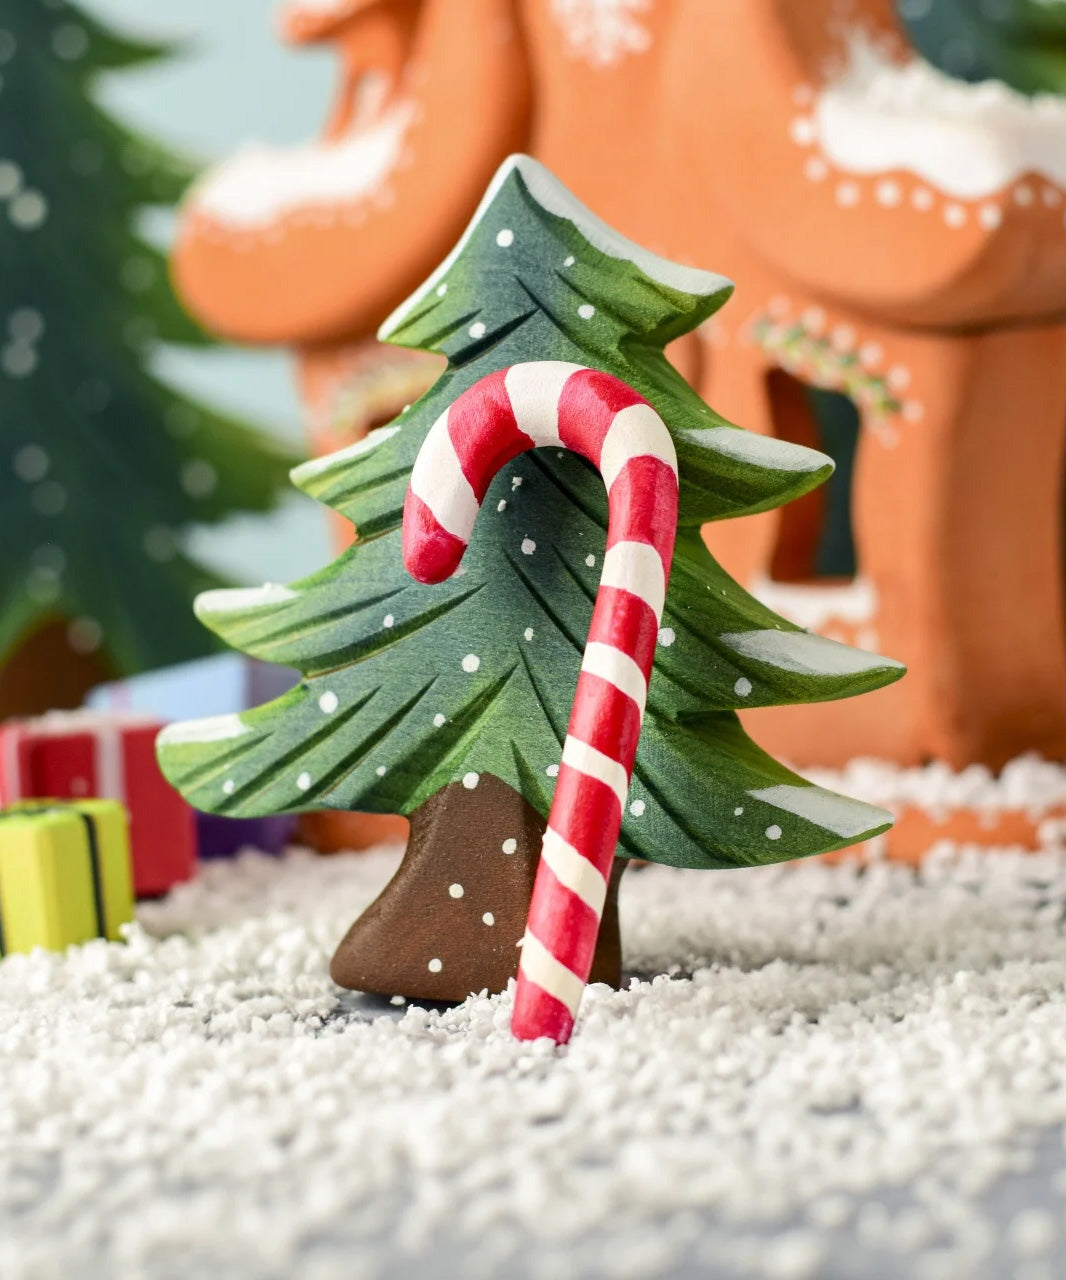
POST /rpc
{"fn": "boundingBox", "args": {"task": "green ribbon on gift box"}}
[0,804,106,958]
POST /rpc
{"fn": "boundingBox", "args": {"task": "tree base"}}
[330,774,626,1002]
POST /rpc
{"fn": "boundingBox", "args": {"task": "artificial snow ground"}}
[5,845,1066,1279]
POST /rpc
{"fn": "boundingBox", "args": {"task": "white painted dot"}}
[462,653,480,673]
[859,342,882,368]
[766,825,783,840]
[427,958,443,973]
[912,187,933,211]
[383,614,395,628]
[2,344,36,378]
[511,476,523,490]
[436,283,448,297]
[496,228,514,247]
[297,772,312,791]
[578,304,596,320]
[502,838,518,855]
[523,628,534,641]
[61,614,99,655]
[789,117,815,147]
[497,499,507,512]
[903,401,925,423]
[521,537,536,556]
[804,157,828,182]
[1014,184,1034,207]
[9,191,47,230]
[944,203,966,229]
[802,307,826,335]
[546,764,560,778]
[887,365,911,391]
[629,800,646,817]
[181,459,217,499]
[462,772,479,790]
[563,255,575,267]
[735,677,753,697]
[52,24,88,60]
[376,765,387,777]
[319,691,339,714]
[734,806,744,816]
[979,204,1003,230]
[875,180,901,207]
[585,554,596,568]
[14,444,49,482]
[223,779,235,796]
[433,713,446,728]
[449,883,464,898]
[658,627,675,647]
[482,912,495,926]
[836,181,860,208]
[9,308,43,343]
[468,322,486,339]
[831,325,856,352]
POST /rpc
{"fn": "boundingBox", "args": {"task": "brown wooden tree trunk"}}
[330,773,626,1002]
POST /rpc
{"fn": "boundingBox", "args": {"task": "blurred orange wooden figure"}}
[173,0,1066,848]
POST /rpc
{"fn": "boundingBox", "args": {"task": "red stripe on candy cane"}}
[402,361,678,1044]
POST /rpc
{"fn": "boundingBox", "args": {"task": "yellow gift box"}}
[0,799,134,956]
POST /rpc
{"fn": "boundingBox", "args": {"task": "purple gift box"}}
[87,654,300,858]
[196,811,296,859]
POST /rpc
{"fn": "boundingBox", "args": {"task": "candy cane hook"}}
[403,361,678,1043]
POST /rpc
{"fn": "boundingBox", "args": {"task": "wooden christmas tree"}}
[0,0,295,715]
[159,156,904,1010]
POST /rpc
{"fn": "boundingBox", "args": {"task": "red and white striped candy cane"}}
[403,361,678,1044]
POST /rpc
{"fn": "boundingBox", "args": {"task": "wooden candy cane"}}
[403,361,678,1043]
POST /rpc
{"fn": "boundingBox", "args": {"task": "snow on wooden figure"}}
[158,154,904,1025]
[404,363,678,1042]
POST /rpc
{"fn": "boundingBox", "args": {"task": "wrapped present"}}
[88,656,298,858]
[0,799,134,956]
[197,811,295,859]
[0,711,195,897]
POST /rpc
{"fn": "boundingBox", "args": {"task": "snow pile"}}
[191,102,415,231]
[807,753,1066,818]
[812,33,1066,199]
[5,844,1066,1276]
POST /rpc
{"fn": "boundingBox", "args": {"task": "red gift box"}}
[0,711,196,897]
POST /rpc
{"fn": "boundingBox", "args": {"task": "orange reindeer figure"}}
[174,0,1066,852]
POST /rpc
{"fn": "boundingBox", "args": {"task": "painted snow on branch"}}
[190,103,415,231]
[550,0,652,68]
[806,32,1066,199]
[381,155,731,338]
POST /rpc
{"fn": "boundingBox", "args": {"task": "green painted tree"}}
[903,0,1066,94]
[0,0,294,712]
[159,156,904,998]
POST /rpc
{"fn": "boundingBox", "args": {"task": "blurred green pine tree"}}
[0,0,296,710]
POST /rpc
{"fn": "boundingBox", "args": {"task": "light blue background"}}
[83,0,337,584]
